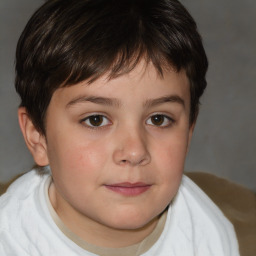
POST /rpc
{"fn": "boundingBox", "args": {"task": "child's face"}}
[41,62,193,234]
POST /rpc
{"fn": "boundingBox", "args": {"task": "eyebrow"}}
[143,95,185,108]
[66,96,121,108]
[66,94,185,108]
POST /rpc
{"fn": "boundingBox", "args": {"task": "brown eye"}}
[83,115,110,127]
[146,114,173,127]
[151,115,164,126]
[88,115,103,126]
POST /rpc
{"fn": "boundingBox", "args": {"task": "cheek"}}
[155,132,189,167]
[153,132,189,185]
[69,144,108,173]
[48,137,110,202]
[47,132,109,177]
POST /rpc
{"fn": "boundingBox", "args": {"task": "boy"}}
[0,0,239,255]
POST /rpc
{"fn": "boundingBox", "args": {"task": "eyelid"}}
[80,113,112,128]
[146,113,175,127]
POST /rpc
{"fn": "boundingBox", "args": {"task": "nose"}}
[112,127,151,167]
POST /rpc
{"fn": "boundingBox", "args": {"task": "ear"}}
[18,107,49,166]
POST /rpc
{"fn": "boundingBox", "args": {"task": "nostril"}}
[113,144,151,166]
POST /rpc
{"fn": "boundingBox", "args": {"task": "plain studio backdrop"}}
[0,0,255,191]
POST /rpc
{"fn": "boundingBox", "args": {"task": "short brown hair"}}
[15,0,208,134]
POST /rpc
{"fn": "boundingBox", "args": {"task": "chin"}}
[105,211,158,231]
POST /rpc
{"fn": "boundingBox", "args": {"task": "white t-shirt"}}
[0,170,239,256]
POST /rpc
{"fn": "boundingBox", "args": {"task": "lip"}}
[104,182,151,196]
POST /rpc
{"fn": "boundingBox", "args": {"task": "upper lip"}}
[105,182,150,187]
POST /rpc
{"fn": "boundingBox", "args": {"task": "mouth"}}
[104,182,151,196]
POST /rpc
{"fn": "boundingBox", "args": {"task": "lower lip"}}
[105,185,151,196]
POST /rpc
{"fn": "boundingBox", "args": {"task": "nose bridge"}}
[113,123,151,166]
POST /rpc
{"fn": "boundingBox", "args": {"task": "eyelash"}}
[80,114,112,129]
[146,114,174,128]
[80,113,175,129]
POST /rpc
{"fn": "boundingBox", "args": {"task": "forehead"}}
[52,62,190,109]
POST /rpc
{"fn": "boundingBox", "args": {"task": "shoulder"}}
[178,175,238,247]
[149,174,239,256]
[0,169,51,253]
[185,172,256,256]
[0,170,50,229]
[0,170,44,198]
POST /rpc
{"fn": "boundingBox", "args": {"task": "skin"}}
[19,62,194,248]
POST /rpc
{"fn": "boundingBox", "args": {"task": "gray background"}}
[0,0,255,191]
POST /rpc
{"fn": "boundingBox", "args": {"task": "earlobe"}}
[18,107,49,166]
